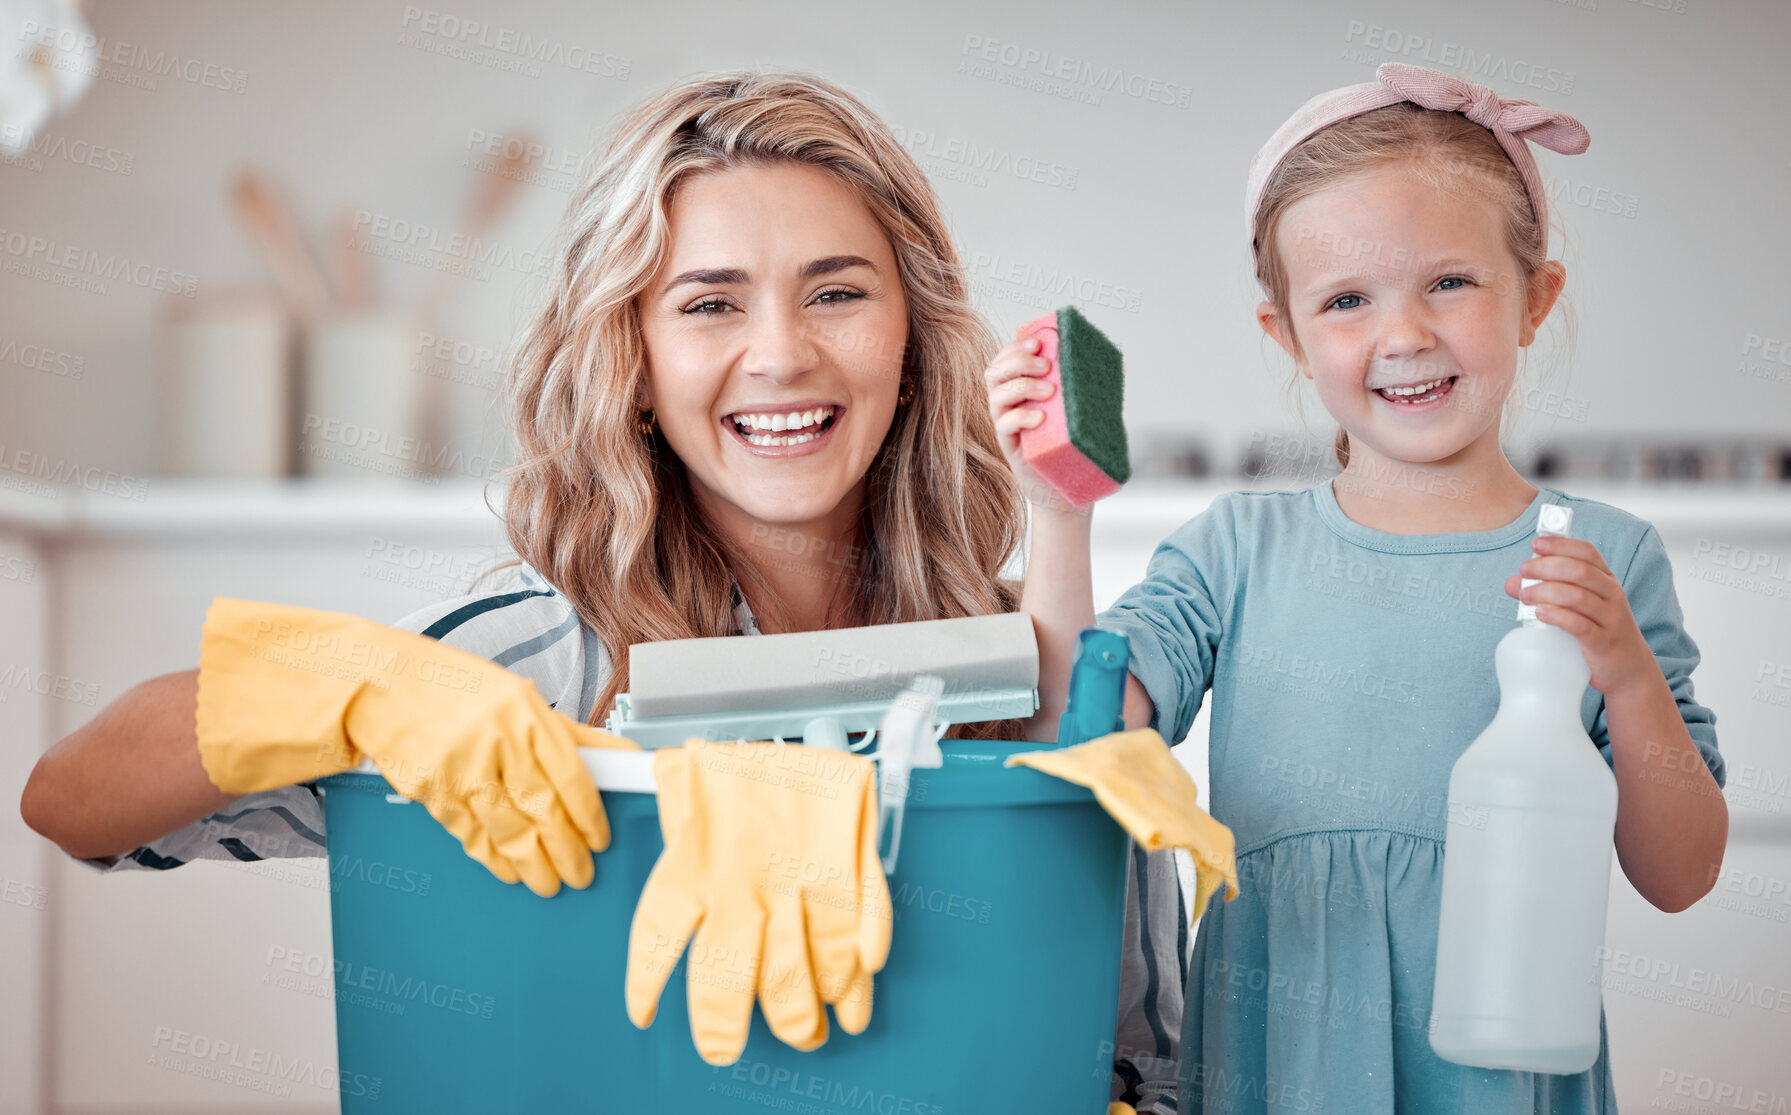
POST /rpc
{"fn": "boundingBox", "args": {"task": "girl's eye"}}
[683,297,735,315]
[1326,293,1364,312]
[814,287,864,306]
[1435,275,1472,291]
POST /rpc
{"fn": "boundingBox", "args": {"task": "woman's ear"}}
[1258,300,1309,379]
[1519,261,1567,347]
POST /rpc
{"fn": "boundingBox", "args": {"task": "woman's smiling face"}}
[638,161,908,537]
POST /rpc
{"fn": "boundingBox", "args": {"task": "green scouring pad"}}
[1016,305,1130,505]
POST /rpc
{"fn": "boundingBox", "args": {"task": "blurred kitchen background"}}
[1,0,1787,1111]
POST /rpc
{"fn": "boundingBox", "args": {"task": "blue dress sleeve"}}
[1095,495,1237,745]
[1591,524,1724,788]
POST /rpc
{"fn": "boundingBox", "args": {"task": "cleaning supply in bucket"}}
[1022,627,1237,920]
[1057,627,1130,745]
[194,596,632,895]
[611,617,1036,1065]
[1430,504,1618,1074]
[626,739,892,1066]
[1015,305,1130,506]
[1008,729,1239,922]
[875,674,946,874]
[609,613,1037,748]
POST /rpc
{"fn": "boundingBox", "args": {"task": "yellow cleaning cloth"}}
[1007,728,1239,922]
[195,596,634,897]
[627,739,893,1066]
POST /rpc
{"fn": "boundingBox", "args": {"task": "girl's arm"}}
[1018,506,1155,735]
[1600,673,1727,912]
[20,669,236,861]
[986,333,1155,740]
[1020,503,1093,740]
[985,331,1077,741]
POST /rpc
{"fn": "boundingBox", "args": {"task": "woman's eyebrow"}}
[798,254,876,280]
[658,255,877,298]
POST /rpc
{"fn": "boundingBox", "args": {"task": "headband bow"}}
[1245,62,1591,267]
[1375,63,1589,158]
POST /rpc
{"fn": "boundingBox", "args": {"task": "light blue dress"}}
[1097,480,1724,1114]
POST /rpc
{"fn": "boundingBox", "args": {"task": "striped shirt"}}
[73,561,1187,1113]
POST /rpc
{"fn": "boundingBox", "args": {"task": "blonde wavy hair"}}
[476,71,1026,735]
[1252,102,1574,470]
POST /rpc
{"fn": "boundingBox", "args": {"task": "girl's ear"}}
[1520,262,1567,347]
[1258,300,1310,378]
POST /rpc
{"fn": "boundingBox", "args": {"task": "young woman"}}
[22,71,1188,1113]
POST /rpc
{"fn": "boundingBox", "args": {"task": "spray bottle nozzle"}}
[1516,503,1575,629]
[876,675,945,875]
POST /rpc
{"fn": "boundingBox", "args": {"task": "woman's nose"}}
[739,306,820,382]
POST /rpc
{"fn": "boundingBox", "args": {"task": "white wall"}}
[2,0,1788,483]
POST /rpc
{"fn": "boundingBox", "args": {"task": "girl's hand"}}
[984,335,1079,516]
[1505,536,1658,697]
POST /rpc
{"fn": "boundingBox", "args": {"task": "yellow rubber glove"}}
[626,740,893,1066]
[1007,728,1239,922]
[194,596,636,897]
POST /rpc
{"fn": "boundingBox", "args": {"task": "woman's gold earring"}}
[637,409,657,436]
[896,378,916,406]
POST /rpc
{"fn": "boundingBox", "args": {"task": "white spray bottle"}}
[1429,504,1619,1074]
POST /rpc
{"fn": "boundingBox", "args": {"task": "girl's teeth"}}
[1379,378,1451,400]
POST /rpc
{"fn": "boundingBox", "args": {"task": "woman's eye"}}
[1327,293,1364,311]
[814,287,864,306]
[683,298,734,315]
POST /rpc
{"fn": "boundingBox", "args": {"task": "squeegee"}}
[605,612,1040,749]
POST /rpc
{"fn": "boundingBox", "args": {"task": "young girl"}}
[991,63,1728,1111]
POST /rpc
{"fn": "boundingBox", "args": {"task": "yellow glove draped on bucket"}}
[1007,728,1239,921]
[194,596,636,897]
[626,740,893,1066]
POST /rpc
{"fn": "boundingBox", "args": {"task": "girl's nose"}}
[1376,303,1437,360]
[739,307,820,382]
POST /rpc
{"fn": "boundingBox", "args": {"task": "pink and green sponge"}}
[1017,305,1130,506]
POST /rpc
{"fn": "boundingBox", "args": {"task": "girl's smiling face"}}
[1261,163,1564,471]
[638,160,908,537]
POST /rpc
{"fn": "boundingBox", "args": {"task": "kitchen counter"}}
[4,476,1789,540]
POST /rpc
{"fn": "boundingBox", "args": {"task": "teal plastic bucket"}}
[317,740,1129,1111]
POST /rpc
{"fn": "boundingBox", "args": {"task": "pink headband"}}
[1245,62,1590,269]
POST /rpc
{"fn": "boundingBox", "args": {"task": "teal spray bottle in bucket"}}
[1058,628,1130,745]
[1430,504,1619,1073]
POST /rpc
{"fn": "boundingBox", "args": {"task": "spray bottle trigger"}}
[875,675,944,875]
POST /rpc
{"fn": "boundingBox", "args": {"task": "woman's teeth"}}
[1377,377,1455,402]
[730,406,836,447]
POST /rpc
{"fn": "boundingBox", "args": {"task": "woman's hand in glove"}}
[194,597,636,896]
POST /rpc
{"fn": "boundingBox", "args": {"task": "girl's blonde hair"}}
[478,71,1025,735]
[1251,102,1572,469]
